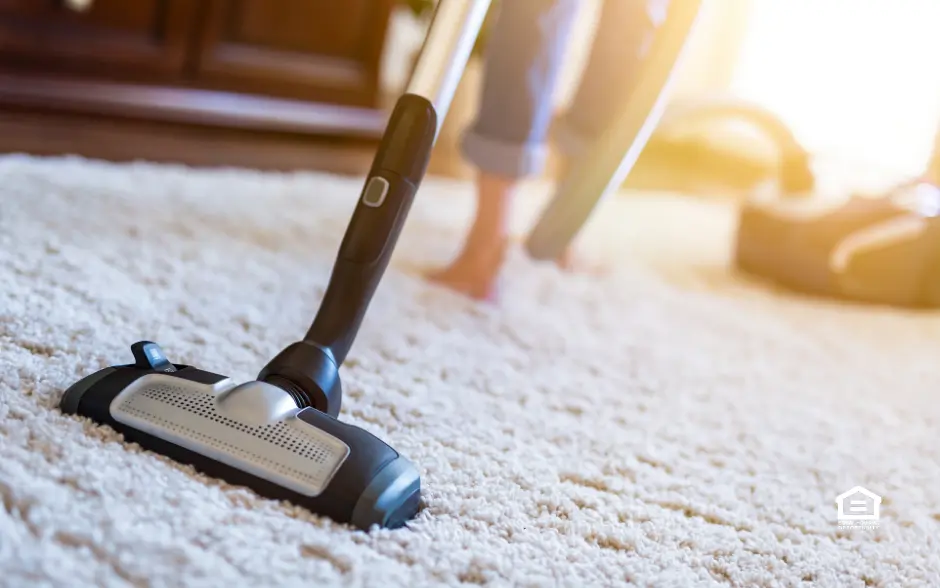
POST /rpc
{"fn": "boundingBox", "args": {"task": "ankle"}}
[470,172,516,243]
[463,228,508,258]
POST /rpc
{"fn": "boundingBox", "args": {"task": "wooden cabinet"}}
[0,0,395,142]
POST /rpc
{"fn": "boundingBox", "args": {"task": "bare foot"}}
[555,247,608,276]
[510,236,602,273]
[427,239,508,301]
[554,247,578,271]
[553,247,604,275]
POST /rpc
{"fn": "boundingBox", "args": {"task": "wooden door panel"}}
[194,0,393,107]
[0,0,199,79]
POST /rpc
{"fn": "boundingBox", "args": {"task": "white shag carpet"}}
[1,155,939,588]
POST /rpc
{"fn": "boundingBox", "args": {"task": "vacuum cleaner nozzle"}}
[60,353,421,530]
[59,91,438,530]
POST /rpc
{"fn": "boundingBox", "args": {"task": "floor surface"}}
[1,155,938,587]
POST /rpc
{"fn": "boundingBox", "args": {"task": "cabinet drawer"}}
[0,0,199,79]
[192,0,393,107]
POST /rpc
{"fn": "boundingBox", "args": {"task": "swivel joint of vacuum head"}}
[258,341,342,417]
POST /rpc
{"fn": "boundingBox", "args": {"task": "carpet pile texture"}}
[1,155,938,587]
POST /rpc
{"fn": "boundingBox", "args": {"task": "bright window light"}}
[730,0,940,179]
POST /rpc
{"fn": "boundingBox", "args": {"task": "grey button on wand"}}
[362,177,389,208]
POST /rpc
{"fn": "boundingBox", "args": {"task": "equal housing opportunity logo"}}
[835,486,882,529]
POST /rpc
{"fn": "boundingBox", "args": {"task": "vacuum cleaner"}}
[58,0,494,531]
[525,0,704,261]
[735,178,940,308]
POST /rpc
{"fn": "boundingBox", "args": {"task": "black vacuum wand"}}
[58,0,493,531]
[257,92,437,418]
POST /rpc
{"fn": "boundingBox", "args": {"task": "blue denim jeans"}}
[461,0,670,178]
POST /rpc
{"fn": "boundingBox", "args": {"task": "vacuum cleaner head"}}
[59,92,439,530]
[60,345,421,530]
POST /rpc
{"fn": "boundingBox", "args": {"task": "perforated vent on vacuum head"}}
[111,378,349,496]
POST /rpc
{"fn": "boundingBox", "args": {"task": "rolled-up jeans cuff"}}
[460,128,549,179]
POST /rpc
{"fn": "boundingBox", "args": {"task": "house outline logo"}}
[835,486,882,527]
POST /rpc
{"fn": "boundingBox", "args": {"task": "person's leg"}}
[428,0,581,300]
[548,0,670,269]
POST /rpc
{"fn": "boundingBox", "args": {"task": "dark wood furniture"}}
[0,0,396,172]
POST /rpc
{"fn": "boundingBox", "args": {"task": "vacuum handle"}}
[304,94,435,364]
[406,0,493,138]
[302,0,492,366]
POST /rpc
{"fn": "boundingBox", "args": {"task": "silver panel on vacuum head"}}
[110,374,350,496]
